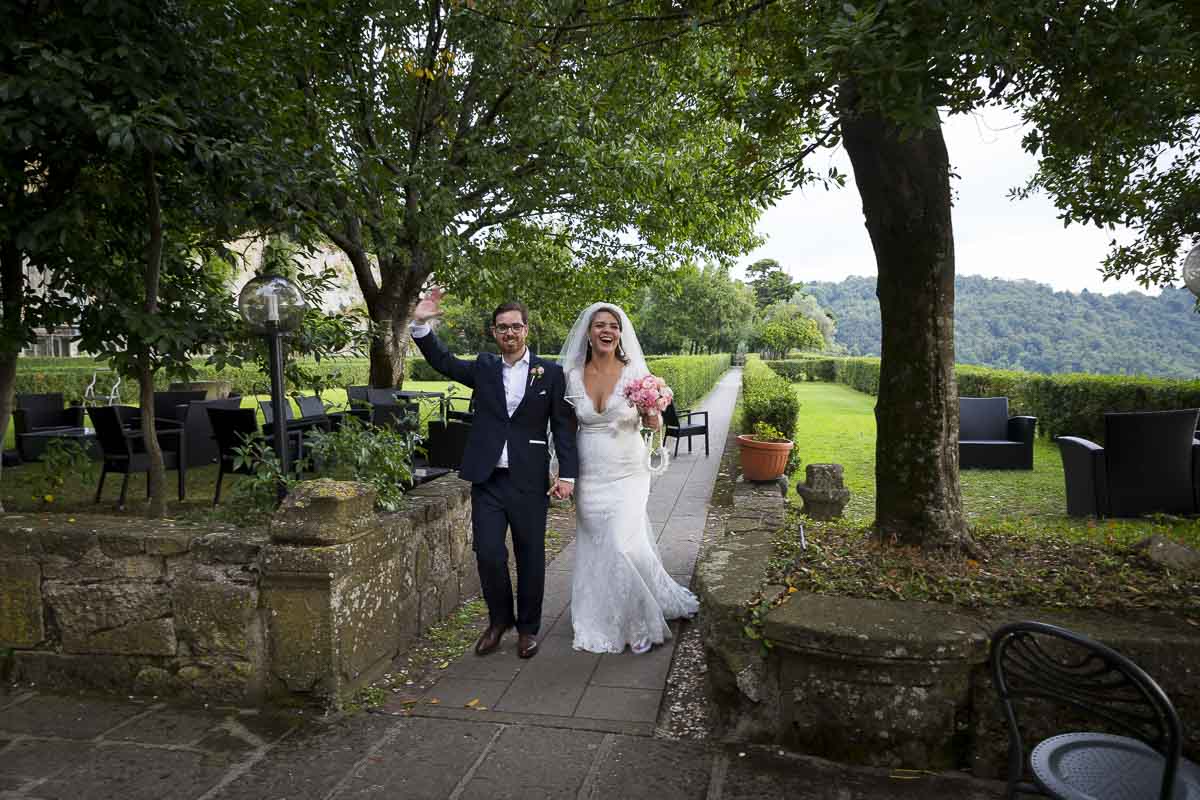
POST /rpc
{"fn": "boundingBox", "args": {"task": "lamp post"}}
[1184,244,1200,300]
[237,274,306,502]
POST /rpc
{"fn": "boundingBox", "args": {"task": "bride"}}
[558,303,699,655]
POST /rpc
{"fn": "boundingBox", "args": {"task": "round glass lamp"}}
[1184,244,1200,298]
[238,275,306,333]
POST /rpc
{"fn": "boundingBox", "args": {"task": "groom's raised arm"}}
[548,366,578,481]
[410,323,476,388]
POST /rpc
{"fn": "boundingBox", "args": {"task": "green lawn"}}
[0,380,470,519]
[786,381,1200,549]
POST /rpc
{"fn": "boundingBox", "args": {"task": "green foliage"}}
[771,355,1200,444]
[32,439,96,506]
[741,359,800,440]
[804,275,1200,379]
[750,421,789,442]
[752,302,825,360]
[303,418,414,513]
[227,436,299,521]
[633,263,758,355]
[13,358,376,404]
[745,259,796,309]
[647,354,730,412]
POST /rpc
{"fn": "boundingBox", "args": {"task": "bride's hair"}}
[585,306,629,365]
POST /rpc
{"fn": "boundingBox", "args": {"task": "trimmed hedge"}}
[742,358,800,439]
[13,358,375,402]
[648,354,729,412]
[765,356,1200,443]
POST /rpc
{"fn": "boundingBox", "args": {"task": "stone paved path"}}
[0,368,1002,799]
[406,369,738,737]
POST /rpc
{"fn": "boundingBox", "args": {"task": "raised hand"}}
[412,287,445,323]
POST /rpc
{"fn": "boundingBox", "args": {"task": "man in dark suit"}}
[410,290,577,659]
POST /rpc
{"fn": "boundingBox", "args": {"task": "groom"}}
[410,290,577,659]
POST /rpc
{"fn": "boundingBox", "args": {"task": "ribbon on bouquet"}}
[642,427,670,477]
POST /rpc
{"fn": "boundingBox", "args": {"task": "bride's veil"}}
[557,302,650,378]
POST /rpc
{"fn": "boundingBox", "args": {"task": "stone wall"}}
[696,425,1200,775]
[0,476,475,707]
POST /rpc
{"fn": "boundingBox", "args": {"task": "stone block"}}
[0,560,43,647]
[269,479,377,545]
[418,584,441,634]
[67,618,176,656]
[1133,534,1200,572]
[795,463,851,520]
[262,574,333,695]
[192,530,267,564]
[39,526,98,560]
[0,522,43,557]
[174,580,258,657]
[144,532,194,556]
[98,532,145,558]
[41,551,163,582]
[44,581,171,645]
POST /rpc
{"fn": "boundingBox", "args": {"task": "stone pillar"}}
[261,480,414,704]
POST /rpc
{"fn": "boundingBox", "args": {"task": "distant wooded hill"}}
[802,275,1200,378]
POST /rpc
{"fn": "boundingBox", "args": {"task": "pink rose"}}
[656,396,669,411]
[642,375,656,390]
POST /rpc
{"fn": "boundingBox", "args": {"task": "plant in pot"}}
[738,421,795,481]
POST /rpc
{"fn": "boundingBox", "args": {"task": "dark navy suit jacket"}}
[413,331,578,492]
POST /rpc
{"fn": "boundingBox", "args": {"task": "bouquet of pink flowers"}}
[623,374,673,415]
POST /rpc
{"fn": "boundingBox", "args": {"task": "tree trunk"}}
[838,84,973,554]
[140,152,167,518]
[0,231,23,513]
[367,310,407,388]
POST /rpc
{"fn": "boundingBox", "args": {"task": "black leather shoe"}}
[517,633,539,659]
[475,624,511,656]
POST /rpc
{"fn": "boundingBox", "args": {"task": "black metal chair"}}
[663,402,709,457]
[990,620,1200,800]
[13,393,85,461]
[296,394,328,418]
[88,405,186,509]
[259,399,295,425]
[445,395,474,423]
[207,407,302,505]
[959,397,1037,470]
[1057,409,1200,517]
[176,397,242,467]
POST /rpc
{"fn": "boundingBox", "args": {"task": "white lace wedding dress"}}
[567,367,700,654]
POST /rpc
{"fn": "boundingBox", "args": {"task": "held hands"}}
[412,287,445,323]
[549,479,575,500]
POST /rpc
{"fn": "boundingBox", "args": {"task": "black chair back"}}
[152,390,206,422]
[1105,409,1198,516]
[87,405,132,457]
[960,397,1009,441]
[347,385,370,407]
[297,395,326,418]
[990,620,1185,800]
[16,393,67,427]
[207,407,260,459]
[663,402,681,429]
[259,399,296,424]
[367,388,399,406]
[374,401,418,433]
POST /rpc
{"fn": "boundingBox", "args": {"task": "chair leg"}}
[674,436,681,457]
[94,466,107,504]
[178,465,185,502]
[118,473,130,510]
[213,468,224,506]
[704,432,709,457]
[688,435,693,453]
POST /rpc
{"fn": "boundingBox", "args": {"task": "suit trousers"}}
[471,469,548,634]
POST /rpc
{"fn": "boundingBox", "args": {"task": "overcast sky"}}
[735,105,1156,296]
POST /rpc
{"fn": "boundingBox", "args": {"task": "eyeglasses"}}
[493,323,526,334]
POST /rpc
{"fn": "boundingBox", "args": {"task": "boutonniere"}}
[529,365,545,386]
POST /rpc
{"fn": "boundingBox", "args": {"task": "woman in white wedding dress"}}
[559,303,699,655]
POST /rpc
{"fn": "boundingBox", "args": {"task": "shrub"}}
[648,354,729,411]
[765,356,1200,443]
[303,417,415,512]
[742,358,800,440]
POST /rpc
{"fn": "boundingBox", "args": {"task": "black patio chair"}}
[959,397,1036,470]
[296,394,329,418]
[445,395,474,423]
[88,405,186,509]
[258,399,295,425]
[663,402,709,457]
[990,620,1200,800]
[13,393,85,461]
[1057,408,1200,517]
[207,407,302,505]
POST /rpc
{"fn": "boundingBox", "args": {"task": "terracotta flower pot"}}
[737,434,794,481]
